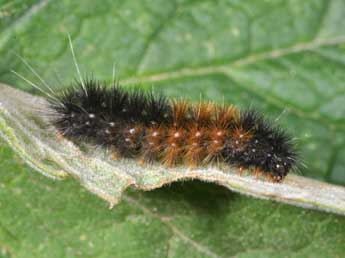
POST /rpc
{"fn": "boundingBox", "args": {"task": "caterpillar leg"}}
[255,167,261,179]
[56,132,65,141]
[239,166,244,176]
[111,149,121,161]
[265,173,274,182]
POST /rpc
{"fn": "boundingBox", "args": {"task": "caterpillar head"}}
[249,120,297,182]
[222,110,297,182]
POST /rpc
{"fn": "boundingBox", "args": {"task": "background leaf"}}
[0,0,344,257]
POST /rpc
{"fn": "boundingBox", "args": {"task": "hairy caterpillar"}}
[47,79,297,182]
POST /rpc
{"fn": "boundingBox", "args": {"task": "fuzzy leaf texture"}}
[0,0,345,258]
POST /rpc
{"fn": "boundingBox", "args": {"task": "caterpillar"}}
[48,79,297,182]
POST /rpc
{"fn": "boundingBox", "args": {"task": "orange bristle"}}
[142,125,166,162]
[214,104,238,128]
[172,100,190,126]
[163,127,186,167]
[184,125,208,167]
[204,127,228,163]
[192,102,215,127]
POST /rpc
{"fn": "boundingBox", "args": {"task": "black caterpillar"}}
[49,79,297,182]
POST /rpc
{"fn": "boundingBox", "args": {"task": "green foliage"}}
[0,0,344,257]
[1,142,345,257]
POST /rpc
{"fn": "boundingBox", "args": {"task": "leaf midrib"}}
[119,35,345,131]
[122,35,345,85]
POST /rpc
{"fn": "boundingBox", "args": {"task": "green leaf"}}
[1,0,345,257]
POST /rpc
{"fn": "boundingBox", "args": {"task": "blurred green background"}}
[0,0,344,257]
